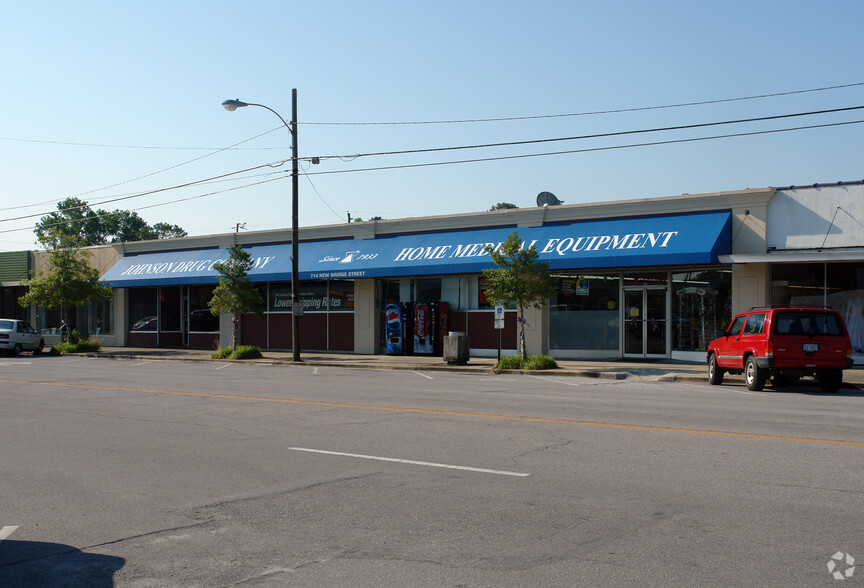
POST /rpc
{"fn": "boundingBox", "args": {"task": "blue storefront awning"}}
[100,211,732,287]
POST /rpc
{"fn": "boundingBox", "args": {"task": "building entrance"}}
[623,288,667,358]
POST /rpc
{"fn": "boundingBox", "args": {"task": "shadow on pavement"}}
[0,540,124,587]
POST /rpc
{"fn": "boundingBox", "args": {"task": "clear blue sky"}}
[2,1,863,251]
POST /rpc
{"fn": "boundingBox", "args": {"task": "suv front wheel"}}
[707,353,724,385]
[745,356,767,391]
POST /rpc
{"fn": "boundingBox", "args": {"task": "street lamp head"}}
[222,99,248,112]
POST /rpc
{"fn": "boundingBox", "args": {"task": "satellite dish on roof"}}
[536,191,563,207]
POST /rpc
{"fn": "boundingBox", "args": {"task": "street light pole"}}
[289,89,301,362]
[222,90,302,361]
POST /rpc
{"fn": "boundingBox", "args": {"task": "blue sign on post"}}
[494,305,505,330]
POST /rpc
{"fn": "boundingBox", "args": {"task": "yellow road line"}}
[3,378,864,447]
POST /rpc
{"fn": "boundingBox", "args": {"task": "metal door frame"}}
[622,286,668,358]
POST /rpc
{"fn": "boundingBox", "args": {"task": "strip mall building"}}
[19,181,864,362]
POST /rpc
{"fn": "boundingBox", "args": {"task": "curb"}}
[87,352,637,379]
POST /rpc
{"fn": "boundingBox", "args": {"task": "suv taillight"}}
[765,339,774,357]
[847,340,853,358]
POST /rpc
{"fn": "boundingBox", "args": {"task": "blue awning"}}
[100,211,732,287]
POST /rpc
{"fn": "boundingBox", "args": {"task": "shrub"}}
[495,354,558,371]
[524,355,558,370]
[211,345,262,360]
[211,347,234,359]
[54,337,102,355]
[497,355,525,370]
[232,345,262,360]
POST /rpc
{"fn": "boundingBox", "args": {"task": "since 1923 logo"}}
[828,552,856,581]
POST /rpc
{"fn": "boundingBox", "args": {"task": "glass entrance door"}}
[623,288,667,357]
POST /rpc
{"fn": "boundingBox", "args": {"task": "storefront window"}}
[129,287,157,331]
[90,299,112,335]
[550,274,619,350]
[189,286,219,332]
[299,281,328,312]
[771,264,825,306]
[269,283,292,312]
[478,276,491,309]
[416,278,441,304]
[671,269,731,352]
[773,262,864,353]
[328,280,354,312]
[160,287,182,332]
[37,306,63,335]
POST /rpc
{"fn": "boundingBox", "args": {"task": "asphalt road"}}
[1,356,862,587]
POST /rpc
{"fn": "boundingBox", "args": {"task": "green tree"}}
[483,230,557,360]
[489,202,518,211]
[35,197,108,245]
[19,227,113,334]
[35,198,187,245]
[208,246,265,350]
[151,222,188,240]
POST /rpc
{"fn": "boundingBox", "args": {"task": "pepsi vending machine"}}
[384,302,403,354]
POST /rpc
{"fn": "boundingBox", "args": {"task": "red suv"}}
[707,307,853,392]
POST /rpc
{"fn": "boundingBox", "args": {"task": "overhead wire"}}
[311,105,864,161]
[302,119,864,177]
[5,116,861,240]
[4,81,864,236]
[0,160,289,224]
[303,81,864,125]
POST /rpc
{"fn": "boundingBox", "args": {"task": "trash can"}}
[443,332,469,365]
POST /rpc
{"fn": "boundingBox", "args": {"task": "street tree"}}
[208,245,265,350]
[35,198,187,245]
[19,226,113,335]
[483,230,557,360]
[489,202,518,211]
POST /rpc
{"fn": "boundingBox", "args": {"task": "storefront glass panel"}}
[772,262,864,353]
[189,286,219,332]
[328,280,354,312]
[550,274,620,351]
[416,278,441,304]
[129,287,157,331]
[160,287,182,332]
[299,281,327,312]
[269,283,292,312]
[90,299,113,335]
[671,269,732,352]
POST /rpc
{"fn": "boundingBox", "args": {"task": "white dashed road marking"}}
[0,526,18,541]
[289,447,530,477]
[413,371,434,380]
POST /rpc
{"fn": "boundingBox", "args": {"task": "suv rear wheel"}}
[817,369,843,393]
[745,356,767,391]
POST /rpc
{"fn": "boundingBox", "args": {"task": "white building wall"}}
[768,184,864,250]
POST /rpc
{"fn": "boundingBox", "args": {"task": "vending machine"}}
[434,301,449,356]
[413,303,434,355]
[384,302,404,354]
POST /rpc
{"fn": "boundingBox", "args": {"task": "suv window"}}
[743,313,766,335]
[727,315,746,337]
[774,311,844,336]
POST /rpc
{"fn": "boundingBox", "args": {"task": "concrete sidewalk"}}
[88,346,864,387]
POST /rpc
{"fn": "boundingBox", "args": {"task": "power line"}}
[3,82,863,151]
[0,175,289,237]
[302,119,864,177]
[313,105,864,161]
[0,160,289,224]
[304,81,864,125]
